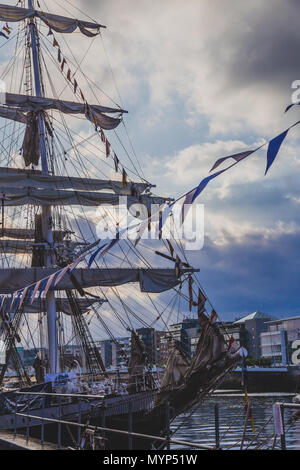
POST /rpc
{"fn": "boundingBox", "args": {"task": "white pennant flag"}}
[30,280,41,305]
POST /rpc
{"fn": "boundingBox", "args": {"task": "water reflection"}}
[172,395,300,450]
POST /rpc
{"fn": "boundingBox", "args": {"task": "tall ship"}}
[0,0,240,449]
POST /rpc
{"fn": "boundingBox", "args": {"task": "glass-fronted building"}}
[260,316,300,365]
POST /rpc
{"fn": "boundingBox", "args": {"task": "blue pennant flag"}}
[265,129,289,175]
[88,243,107,269]
[37,279,48,299]
[0,31,8,40]
[191,169,227,204]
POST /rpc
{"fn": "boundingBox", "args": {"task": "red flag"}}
[3,26,10,35]
[61,58,66,71]
[67,69,71,81]
[53,38,58,47]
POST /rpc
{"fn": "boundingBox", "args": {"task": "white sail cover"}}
[0,268,194,294]
[4,93,125,130]
[0,167,150,195]
[0,4,104,36]
[1,186,168,209]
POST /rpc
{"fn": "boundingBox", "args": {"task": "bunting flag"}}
[13,290,22,311]
[30,280,41,304]
[181,188,197,225]
[54,265,70,287]
[44,273,57,296]
[210,149,257,173]
[158,211,163,240]
[37,279,48,299]
[100,128,106,143]
[265,129,289,175]
[19,286,29,309]
[106,139,111,158]
[74,79,78,94]
[188,275,194,311]
[93,113,98,130]
[80,89,85,101]
[67,68,72,81]
[61,58,67,72]
[88,243,107,269]
[3,26,11,35]
[53,38,59,47]
[114,152,119,172]
[0,31,8,40]
[122,168,128,188]
[47,28,53,36]
[57,48,62,63]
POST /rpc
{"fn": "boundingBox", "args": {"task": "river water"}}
[172,394,300,450]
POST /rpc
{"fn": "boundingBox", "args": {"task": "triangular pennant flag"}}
[158,211,163,240]
[13,290,22,311]
[210,150,256,173]
[93,113,98,130]
[54,266,70,287]
[38,279,48,299]
[57,48,62,63]
[67,68,72,81]
[113,152,119,172]
[19,286,29,309]
[181,188,197,225]
[192,169,227,204]
[122,168,128,188]
[47,28,53,36]
[61,58,67,71]
[53,38,59,47]
[265,129,289,175]
[0,31,8,40]
[3,26,11,35]
[100,128,106,143]
[31,280,41,304]
[73,79,78,94]
[80,89,85,101]
[88,243,107,268]
[105,139,111,158]
[44,273,57,296]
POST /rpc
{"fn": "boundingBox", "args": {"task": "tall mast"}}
[28,0,58,374]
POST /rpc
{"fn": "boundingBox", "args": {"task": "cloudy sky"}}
[2,0,300,323]
[78,0,300,320]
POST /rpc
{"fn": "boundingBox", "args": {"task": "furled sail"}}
[24,298,105,315]
[0,167,151,195]
[0,267,196,294]
[0,239,87,254]
[0,228,71,241]
[0,4,105,36]
[0,106,27,124]
[0,186,169,209]
[4,93,126,130]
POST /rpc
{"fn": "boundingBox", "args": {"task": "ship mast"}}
[28,0,58,374]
